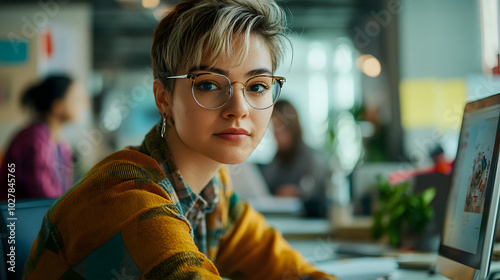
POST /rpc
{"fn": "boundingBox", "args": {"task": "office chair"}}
[0,198,56,280]
[413,173,451,252]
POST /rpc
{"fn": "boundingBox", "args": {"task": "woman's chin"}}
[214,152,251,165]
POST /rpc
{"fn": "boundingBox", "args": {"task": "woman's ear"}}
[153,79,171,117]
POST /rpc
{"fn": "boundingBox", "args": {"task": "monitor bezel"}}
[436,93,500,280]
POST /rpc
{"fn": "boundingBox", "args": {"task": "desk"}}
[266,216,500,280]
[265,216,331,239]
[389,270,448,279]
[286,238,444,279]
[286,238,500,279]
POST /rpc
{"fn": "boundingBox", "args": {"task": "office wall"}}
[0,3,92,152]
[399,0,482,79]
[398,0,483,165]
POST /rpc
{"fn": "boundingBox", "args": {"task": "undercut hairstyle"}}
[151,0,289,93]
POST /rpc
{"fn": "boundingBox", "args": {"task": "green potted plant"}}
[371,176,436,247]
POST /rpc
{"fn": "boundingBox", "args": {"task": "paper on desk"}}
[315,257,398,280]
[247,197,303,214]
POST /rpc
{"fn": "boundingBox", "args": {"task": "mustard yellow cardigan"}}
[22,149,337,279]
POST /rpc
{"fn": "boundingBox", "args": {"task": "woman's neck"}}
[44,115,63,142]
[165,127,222,194]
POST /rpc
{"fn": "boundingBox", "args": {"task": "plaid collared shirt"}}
[139,123,221,257]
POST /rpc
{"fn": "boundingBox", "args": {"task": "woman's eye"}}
[196,82,218,91]
[248,83,268,93]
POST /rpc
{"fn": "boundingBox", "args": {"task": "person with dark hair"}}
[388,144,454,184]
[260,100,332,217]
[0,74,88,200]
[22,0,337,279]
[430,145,454,175]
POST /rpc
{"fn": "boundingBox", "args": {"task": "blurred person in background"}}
[22,0,337,279]
[388,144,454,185]
[0,74,88,200]
[429,145,454,175]
[260,100,332,217]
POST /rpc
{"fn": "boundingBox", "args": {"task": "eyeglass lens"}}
[192,74,281,109]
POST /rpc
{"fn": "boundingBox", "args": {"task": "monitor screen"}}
[437,93,500,280]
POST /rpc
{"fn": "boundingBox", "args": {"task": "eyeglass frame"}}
[165,72,286,110]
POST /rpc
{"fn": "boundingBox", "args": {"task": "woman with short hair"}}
[23,1,337,279]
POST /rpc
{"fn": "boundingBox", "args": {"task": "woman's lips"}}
[214,128,250,142]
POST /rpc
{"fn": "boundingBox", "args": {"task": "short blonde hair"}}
[151,0,288,92]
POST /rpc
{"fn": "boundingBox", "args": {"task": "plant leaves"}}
[422,187,437,204]
[371,178,436,247]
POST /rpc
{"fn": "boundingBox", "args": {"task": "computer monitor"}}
[436,93,500,280]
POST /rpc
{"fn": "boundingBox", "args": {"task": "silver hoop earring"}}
[160,115,167,138]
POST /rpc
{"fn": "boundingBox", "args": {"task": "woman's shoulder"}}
[48,149,172,233]
[18,121,50,138]
[1,123,50,160]
[7,122,50,146]
[41,150,182,266]
[83,149,167,184]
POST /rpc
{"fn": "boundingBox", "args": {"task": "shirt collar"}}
[136,123,219,217]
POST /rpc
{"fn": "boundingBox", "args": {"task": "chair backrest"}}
[413,173,451,252]
[0,198,56,280]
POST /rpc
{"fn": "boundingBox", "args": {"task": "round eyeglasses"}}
[165,73,286,110]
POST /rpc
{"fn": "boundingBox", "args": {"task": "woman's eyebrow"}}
[188,66,272,77]
[188,66,228,76]
[246,68,272,77]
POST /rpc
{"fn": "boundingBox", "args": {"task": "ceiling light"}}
[357,54,381,78]
[142,0,160,9]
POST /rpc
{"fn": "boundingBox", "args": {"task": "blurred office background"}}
[0,0,499,222]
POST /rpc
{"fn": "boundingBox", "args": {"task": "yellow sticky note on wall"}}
[400,79,466,130]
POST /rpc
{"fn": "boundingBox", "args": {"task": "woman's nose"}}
[221,83,249,119]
